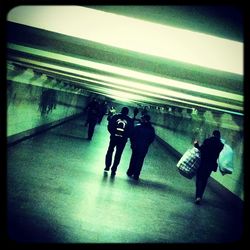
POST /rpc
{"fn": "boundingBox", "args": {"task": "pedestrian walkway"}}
[7,116,243,243]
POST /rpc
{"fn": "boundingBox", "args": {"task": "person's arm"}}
[194,140,201,149]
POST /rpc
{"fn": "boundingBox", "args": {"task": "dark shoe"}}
[104,167,110,171]
[195,197,202,205]
[111,171,116,177]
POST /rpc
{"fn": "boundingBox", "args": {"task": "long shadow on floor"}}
[8,212,60,243]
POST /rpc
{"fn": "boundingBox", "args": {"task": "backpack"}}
[114,118,128,137]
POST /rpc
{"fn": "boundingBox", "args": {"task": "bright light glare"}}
[8,58,243,116]
[8,6,243,75]
[8,55,243,113]
[8,43,243,102]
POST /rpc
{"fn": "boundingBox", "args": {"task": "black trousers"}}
[195,165,212,199]
[127,149,147,178]
[105,137,127,173]
[87,120,97,139]
[98,114,105,124]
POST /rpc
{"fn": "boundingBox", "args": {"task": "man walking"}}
[85,98,100,140]
[126,115,155,180]
[104,107,133,177]
[194,130,224,204]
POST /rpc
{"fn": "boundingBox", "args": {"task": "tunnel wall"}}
[6,62,243,202]
[148,107,243,201]
[7,64,88,144]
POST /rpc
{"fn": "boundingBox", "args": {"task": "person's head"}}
[121,107,129,115]
[141,114,151,123]
[212,130,221,138]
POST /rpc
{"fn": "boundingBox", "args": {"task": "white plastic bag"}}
[177,147,201,179]
[218,142,234,175]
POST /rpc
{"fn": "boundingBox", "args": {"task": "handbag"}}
[176,147,201,179]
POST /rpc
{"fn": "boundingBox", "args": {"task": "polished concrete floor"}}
[7,116,243,243]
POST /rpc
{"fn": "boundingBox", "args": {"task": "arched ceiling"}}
[6,5,243,115]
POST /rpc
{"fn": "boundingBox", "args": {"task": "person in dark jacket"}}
[133,107,139,122]
[85,98,100,140]
[194,130,224,204]
[126,115,155,180]
[104,107,134,177]
[98,100,108,124]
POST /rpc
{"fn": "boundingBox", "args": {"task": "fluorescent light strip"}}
[9,55,242,111]
[8,58,244,115]
[8,61,243,116]
[8,6,243,75]
[68,79,244,116]
[85,78,243,112]
[71,74,243,112]
[14,55,244,112]
[91,91,136,104]
[94,88,145,102]
[8,43,242,102]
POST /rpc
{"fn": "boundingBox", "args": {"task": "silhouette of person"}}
[98,100,108,124]
[126,115,155,180]
[85,98,100,140]
[133,107,139,122]
[39,89,57,116]
[141,106,148,116]
[104,107,133,177]
[194,130,224,204]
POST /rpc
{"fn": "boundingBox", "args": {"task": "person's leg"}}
[111,140,126,174]
[105,138,116,170]
[85,116,90,127]
[133,152,146,180]
[88,121,96,140]
[127,150,137,176]
[195,167,211,202]
[98,114,104,124]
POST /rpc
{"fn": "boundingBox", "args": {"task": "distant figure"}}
[126,115,155,180]
[133,107,139,122]
[141,106,148,116]
[107,106,116,121]
[104,107,134,177]
[194,130,224,204]
[85,98,100,140]
[39,89,57,116]
[98,100,108,124]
